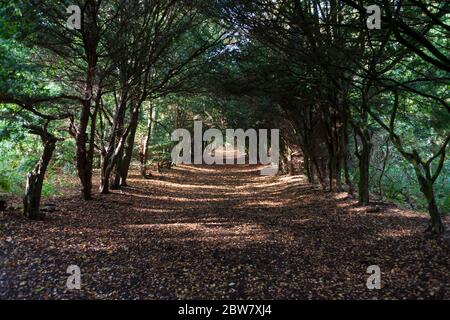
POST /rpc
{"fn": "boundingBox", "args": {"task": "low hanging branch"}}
[0,93,82,120]
[0,93,74,219]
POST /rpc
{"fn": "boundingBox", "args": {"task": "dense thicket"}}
[0,0,448,234]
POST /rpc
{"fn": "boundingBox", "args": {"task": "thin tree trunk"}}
[303,152,313,183]
[356,85,372,205]
[139,102,154,178]
[358,138,371,205]
[378,138,390,197]
[99,148,114,194]
[110,94,128,190]
[342,120,354,195]
[117,102,140,186]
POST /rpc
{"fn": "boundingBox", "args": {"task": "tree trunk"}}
[99,149,114,194]
[358,139,371,205]
[99,88,127,192]
[23,130,58,219]
[75,0,99,200]
[417,174,444,234]
[110,96,128,190]
[139,102,154,178]
[427,195,444,235]
[353,125,372,205]
[356,85,372,205]
[111,149,124,189]
[99,99,137,193]
[304,152,313,183]
[342,121,354,195]
[76,100,94,200]
[117,105,140,186]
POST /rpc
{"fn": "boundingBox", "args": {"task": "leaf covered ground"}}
[0,165,449,299]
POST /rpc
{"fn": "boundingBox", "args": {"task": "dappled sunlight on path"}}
[0,165,449,299]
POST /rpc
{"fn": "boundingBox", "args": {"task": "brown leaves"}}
[0,165,449,299]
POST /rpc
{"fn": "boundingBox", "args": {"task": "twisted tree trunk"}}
[116,106,140,186]
[23,125,60,220]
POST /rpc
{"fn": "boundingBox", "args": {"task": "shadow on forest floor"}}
[0,164,449,299]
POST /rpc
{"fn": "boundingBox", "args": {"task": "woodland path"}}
[0,165,449,299]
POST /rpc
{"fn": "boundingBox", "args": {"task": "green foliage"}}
[0,118,76,196]
[148,141,177,163]
[364,143,450,214]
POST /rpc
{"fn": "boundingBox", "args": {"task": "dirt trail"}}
[0,165,449,299]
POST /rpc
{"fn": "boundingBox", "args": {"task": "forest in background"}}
[0,0,448,235]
